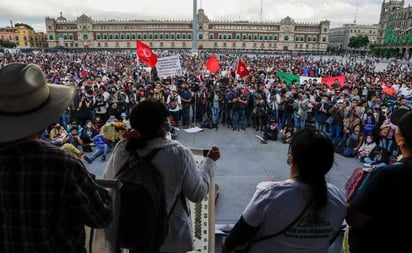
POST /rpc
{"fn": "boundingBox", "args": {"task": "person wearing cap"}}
[0,63,113,252]
[120,112,131,129]
[346,109,412,253]
[166,87,182,128]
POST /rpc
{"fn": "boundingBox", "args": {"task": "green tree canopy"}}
[0,40,16,48]
[14,23,34,31]
[348,35,369,49]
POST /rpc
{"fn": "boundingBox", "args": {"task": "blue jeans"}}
[329,124,342,145]
[211,106,221,125]
[294,117,306,130]
[88,144,109,162]
[364,157,387,168]
[315,121,327,133]
[168,110,180,127]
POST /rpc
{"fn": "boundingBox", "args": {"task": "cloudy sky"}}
[1,0,411,32]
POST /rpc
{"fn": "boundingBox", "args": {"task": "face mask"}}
[366,138,373,144]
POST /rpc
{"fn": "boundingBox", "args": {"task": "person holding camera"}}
[78,94,93,126]
[327,99,345,145]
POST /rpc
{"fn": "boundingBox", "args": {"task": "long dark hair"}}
[125,98,168,151]
[398,110,412,168]
[289,128,335,221]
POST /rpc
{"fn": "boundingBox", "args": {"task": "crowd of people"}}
[1,49,410,166]
[1,49,412,253]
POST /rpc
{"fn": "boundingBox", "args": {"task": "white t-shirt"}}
[242,179,346,253]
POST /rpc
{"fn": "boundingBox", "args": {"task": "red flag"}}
[136,40,158,67]
[205,54,220,75]
[236,59,249,78]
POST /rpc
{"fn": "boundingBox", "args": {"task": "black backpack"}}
[115,149,169,252]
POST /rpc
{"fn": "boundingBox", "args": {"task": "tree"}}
[14,23,34,31]
[0,39,16,48]
[348,35,369,50]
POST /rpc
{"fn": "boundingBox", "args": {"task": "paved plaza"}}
[85,125,360,252]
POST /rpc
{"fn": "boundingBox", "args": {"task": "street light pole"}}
[192,0,198,55]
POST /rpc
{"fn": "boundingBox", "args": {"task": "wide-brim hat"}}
[0,63,75,142]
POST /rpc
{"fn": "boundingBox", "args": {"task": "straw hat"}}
[0,63,75,142]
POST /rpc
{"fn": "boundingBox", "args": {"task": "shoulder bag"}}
[235,198,314,253]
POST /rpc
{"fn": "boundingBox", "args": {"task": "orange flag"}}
[205,54,220,75]
[136,40,158,67]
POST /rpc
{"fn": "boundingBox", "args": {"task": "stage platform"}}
[85,125,359,253]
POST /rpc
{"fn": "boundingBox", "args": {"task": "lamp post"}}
[192,0,198,55]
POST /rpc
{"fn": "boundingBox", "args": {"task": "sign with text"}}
[155,55,183,78]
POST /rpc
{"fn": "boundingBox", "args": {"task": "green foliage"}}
[370,47,401,58]
[14,23,34,31]
[348,35,369,49]
[0,39,16,48]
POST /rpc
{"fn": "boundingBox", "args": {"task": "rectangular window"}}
[284,35,289,41]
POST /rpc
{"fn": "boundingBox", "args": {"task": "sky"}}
[1,0,412,32]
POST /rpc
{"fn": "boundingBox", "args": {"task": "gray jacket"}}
[103,137,215,253]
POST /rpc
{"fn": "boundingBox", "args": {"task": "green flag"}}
[277,72,300,85]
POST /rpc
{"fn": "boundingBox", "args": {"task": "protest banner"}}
[156,55,183,78]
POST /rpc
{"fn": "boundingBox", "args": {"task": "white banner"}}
[299,76,322,85]
[156,55,183,78]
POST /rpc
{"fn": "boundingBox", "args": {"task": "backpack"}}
[115,149,168,251]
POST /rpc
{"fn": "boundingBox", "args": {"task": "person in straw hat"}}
[0,63,113,252]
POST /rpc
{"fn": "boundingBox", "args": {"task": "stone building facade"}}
[377,0,412,57]
[45,10,330,52]
[329,23,379,51]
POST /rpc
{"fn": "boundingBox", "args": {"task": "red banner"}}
[321,76,346,87]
